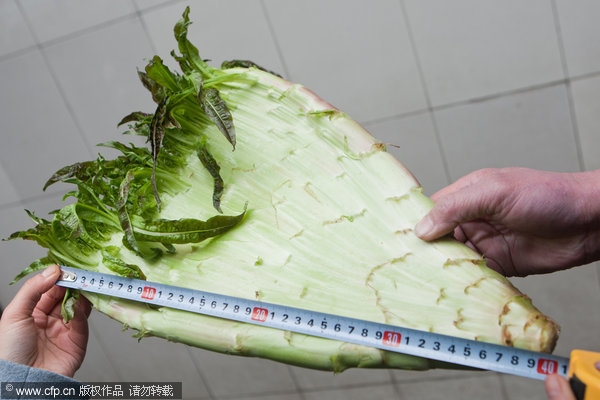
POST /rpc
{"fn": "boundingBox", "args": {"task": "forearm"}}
[0,359,79,383]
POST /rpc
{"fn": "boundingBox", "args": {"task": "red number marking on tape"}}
[537,359,558,375]
[251,307,269,322]
[141,286,156,300]
[383,331,401,347]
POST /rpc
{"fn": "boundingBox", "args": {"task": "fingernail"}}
[415,216,433,239]
[42,265,57,277]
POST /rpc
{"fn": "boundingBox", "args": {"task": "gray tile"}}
[499,374,547,400]
[0,50,90,199]
[133,0,172,11]
[398,373,504,400]
[18,0,135,43]
[264,0,427,122]
[304,383,399,400]
[222,393,302,400]
[391,367,484,383]
[364,112,449,195]
[289,365,390,391]
[0,164,20,206]
[88,312,211,398]
[435,84,580,181]
[555,0,600,77]
[404,0,564,106]
[44,17,154,160]
[0,0,35,57]
[508,263,600,360]
[188,347,297,398]
[571,75,600,170]
[142,1,285,76]
[74,321,121,382]
[0,195,61,309]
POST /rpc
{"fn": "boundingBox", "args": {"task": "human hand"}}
[0,265,91,377]
[545,374,575,400]
[415,168,600,276]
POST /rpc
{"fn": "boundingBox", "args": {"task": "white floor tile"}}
[499,374,547,400]
[555,0,600,77]
[289,366,390,391]
[43,17,154,160]
[571,75,600,170]
[509,264,600,360]
[89,312,211,398]
[435,84,580,181]
[404,0,564,106]
[142,2,285,76]
[304,383,399,400]
[133,0,173,12]
[398,373,504,400]
[74,322,121,382]
[0,0,35,57]
[391,367,483,383]
[264,0,427,122]
[0,164,20,206]
[223,393,302,400]
[18,0,135,43]
[364,112,449,195]
[189,347,297,398]
[0,50,90,199]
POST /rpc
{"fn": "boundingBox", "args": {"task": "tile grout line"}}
[184,349,217,400]
[84,319,126,382]
[388,370,407,400]
[358,77,579,128]
[0,1,61,201]
[0,43,38,63]
[397,0,452,185]
[215,371,498,400]
[550,0,586,172]
[259,0,292,80]
[0,190,67,211]
[14,0,96,160]
[1,5,599,129]
[286,366,307,400]
[496,373,511,400]
[36,13,139,51]
[359,108,430,128]
[132,1,158,56]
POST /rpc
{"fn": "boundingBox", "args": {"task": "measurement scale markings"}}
[57,267,569,380]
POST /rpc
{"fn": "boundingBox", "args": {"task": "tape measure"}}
[56,266,598,398]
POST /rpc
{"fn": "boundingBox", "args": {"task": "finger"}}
[416,188,497,241]
[545,374,576,400]
[66,297,90,350]
[454,225,467,242]
[429,169,491,203]
[4,265,61,319]
[35,285,67,316]
[78,295,92,318]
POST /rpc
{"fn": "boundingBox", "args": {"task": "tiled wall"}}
[1,1,599,399]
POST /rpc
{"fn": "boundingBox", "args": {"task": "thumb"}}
[545,374,576,400]
[5,265,61,319]
[415,188,495,241]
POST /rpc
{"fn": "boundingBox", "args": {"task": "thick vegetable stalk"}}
[7,8,559,372]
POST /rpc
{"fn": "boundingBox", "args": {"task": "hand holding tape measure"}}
[53,266,600,400]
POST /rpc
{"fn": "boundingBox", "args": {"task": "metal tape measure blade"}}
[56,266,569,380]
